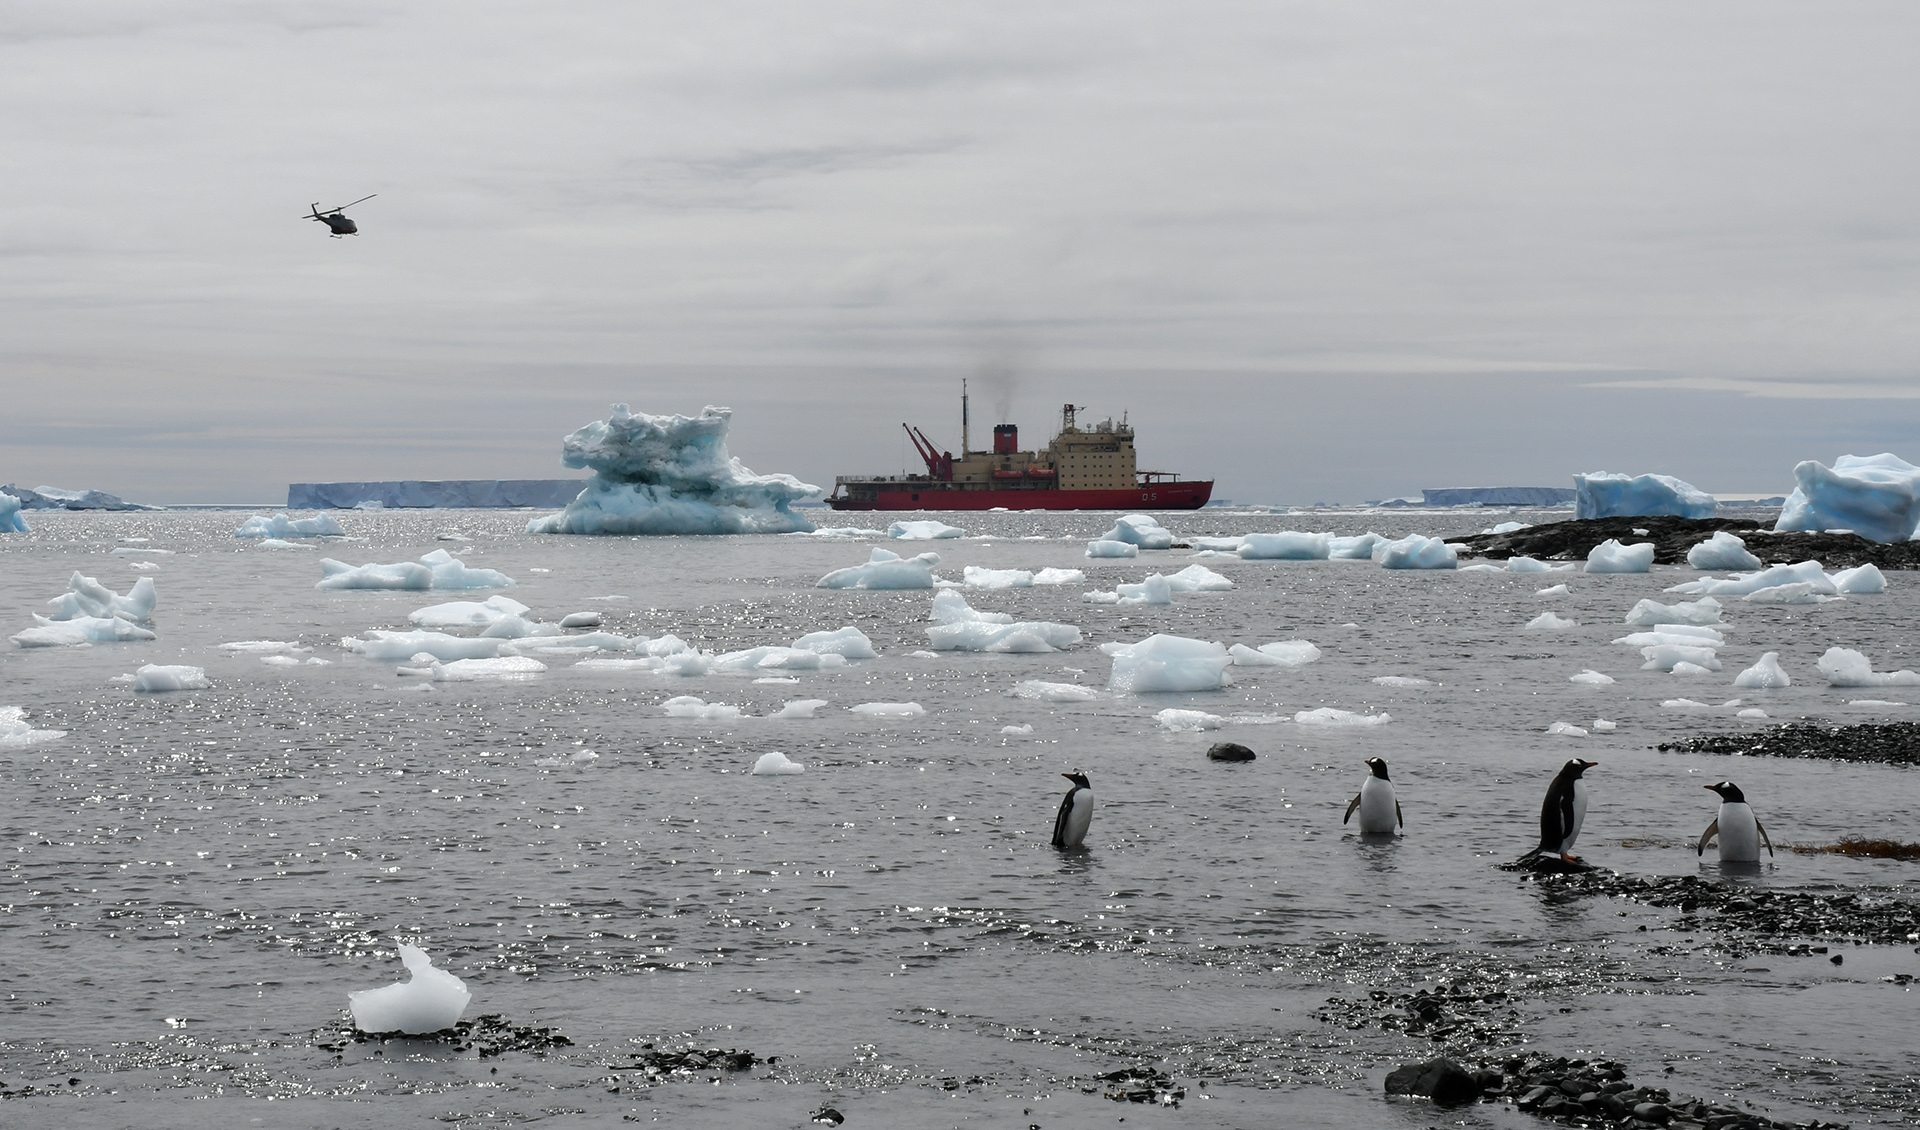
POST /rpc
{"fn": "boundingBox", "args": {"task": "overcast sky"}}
[3,1,1917,505]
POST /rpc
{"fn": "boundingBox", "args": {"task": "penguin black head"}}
[1365,757,1390,780]
[1561,759,1598,778]
[1705,780,1746,803]
[1061,771,1091,790]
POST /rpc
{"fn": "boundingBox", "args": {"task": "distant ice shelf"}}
[1416,487,1576,507]
[289,480,591,509]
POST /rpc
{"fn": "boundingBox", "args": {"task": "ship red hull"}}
[828,481,1213,511]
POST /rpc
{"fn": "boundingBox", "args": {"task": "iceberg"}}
[1686,531,1762,571]
[1238,532,1331,560]
[929,589,1012,625]
[1574,472,1717,520]
[46,572,156,622]
[235,512,344,539]
[817,548,941,589]
[0,705,65,745]
[1641,644,1723,673]
[1033,567,1084,585]
[1816,647,1920,687]
[290,480,588,510]
[751,752,805,775]
[1666,559,1835,597]
[1832,563,1887,594]
[1100,514,1174,549]
[890,519,964,540]
[963,566,1033,589]
[3,484,147,511]
[1373,534,1457,570]
[526,404,820,535]
[1085,539,1139,558]
[433,656,547,680]
[1164,564,1233,592]
[13,615,156,647]
[1012,680,1101,702]
[1106,634,1233,693]
[1327,533,1384,560]
[1228,641,1321,667]
[319,550,514,591]
[409,595,532,629]
[1585,540,1655,573]
[1774,453,1920,543]
[1623,596,1722,627]
[1733,652,1791,689]
[132,664,208,692]
[348,944,471,1035]
[792,626,877,658]
[1155,708,1224,732]
[0,493,25,533]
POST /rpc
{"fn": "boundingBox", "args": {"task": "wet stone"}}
[1204,742,1255,762]
[1383,1056,1481,1107]
[1095,1064,1185,1107]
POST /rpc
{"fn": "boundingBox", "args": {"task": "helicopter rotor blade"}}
[305,194,375,217]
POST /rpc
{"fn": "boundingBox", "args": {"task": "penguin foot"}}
[1559,852,1582,863]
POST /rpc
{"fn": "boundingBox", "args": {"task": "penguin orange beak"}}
[1061,773,1074,781]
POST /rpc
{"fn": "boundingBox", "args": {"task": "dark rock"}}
[1658,721,1920,768]
[1383,1057,1481,1106]
[1205,742,1255,762]
[1448,514,1920,569]
[1635,1100,1673,1124]
[1518,1085,1556,1110]
[811,1108,845,1125]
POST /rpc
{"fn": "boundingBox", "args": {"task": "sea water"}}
[1,508,1915,1128]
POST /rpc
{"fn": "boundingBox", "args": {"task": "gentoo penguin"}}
[1051,771,1094,849]
[1698,781,1774,861]
[1342,757,1403,834]
[1520,759,1597,863]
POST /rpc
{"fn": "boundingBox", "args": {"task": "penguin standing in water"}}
[1051,771,1094,849]
[1519,759,1597,864]
[1698,781,1774,861]
[1342,757,1403,835]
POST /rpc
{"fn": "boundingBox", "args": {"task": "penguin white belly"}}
[1560,781,1588,854]
[1058,790,1094,848]
[1715,802,1761,861]
[1356,777,1398,834]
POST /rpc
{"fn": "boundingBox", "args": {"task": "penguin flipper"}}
[1342,794,1361,825]
[1697,818,1718,857]
[1395,800,1404,829]
[1051,792,1072,848]
[1756,817,1774,858]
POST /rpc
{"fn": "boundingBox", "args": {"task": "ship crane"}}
[901,423,953,481]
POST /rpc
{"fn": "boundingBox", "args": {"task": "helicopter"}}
[306,194,376,236]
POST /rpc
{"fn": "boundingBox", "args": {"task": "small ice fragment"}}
[1669,661,1716,677]
[662,696,742,720]
[261,655,301,667]
[0,706,66,745]
[1816,647,1920,687]
[560,611,602,628]
[767,699,828,719]
[132,664,208,692]
[1000,724,1034,735]
[570,750,598,762]
[1100,514,1174,549]
[1847,699,1908,707]
[1155,708,1224,732]
[1546,721,1588,737]
[1624,596,1723,627]
[751,752,805,775]
[1525,612,1577,630]
[1227,640,1321,668]
[1831,563,1887,594]
[817,548,942,589]
[1732,652,1791,689]
[432,656,547,681]
[1665,560,1836,598]
[908,650,939,659]
[1506,557,1553,573]
[850,701,926,717]
[1640,644,1723,673]
[1164,564,1234,592]
[1107,634,1233,693]
[408,595,531,629]
[1032,568,1085,585]
[1371,675,1430,687]
[889,519,965,540]
[1085,539,1139,558]
[254,538,313,550]
[1686,531,1762,571]
[1294,707,1391,726]
[1736,708,1768,720]
[1012,680,1100,702]
[1569,669,1615,686]
[236,512,345,539]
[1238,532,1330,560]
[1372,534,1457,570]
[1592,718,1617,731]
[347,943,471,1035]
[1534,583,1570,596]
[1585,539,1655,574]
[219,640,302,653]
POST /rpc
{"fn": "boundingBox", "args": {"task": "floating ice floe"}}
[792,626,877,658]
[1817,647,1920,687]
[319,550,514,592]
[1100,514,1174,549]
[526,404,820,534]
[712,646,849,673]
[1001,723,1035,735]
[1294,707,1391,726]
[46,572,156,622]
[1458,563,1505,573]
[767,699,829,719]
[751,752,805,775]
[1012,680,1100,702]
[1832,563,1887,593]
[803,526,887,538]
[1372,675,1430,687]
[1614,625,1725,647]
[1774,453,1920,543]
[1192,536,1247,553]
[1665,559,1833,598]
[1238,532,1330,560]
[559,611,602,628]
[0,706,64,745]
[1574,471,1716,520]
[891,519,964,540]
[1228,641,1321,667]
[1569,669,1615,686]
[817,548,941,589]
[1733,653,1791,689]
[219,639,302,654]
[1373,535,1456,570]
[409,595,532,629]
[1585,540,1654,574]
[1593,718,1617,731]
[1105,634,1233,693]
[1155,708,1224,731]
[1686,531,1762,571]
[1526,612,1577,630]
[1623,596,1722,627]
[1083,574,1172,606]
[132,664,208,692]
[925,592,1079,652]
[344,631,508,662]
[1662,698,1743,712]
[1328,533,1385,560]
[1085,539,1139,558]
[1640,645,1723,673]
[13,615,157,647]
[251,538,310,551]
[1736,708,1769,720]
[1165,564,1233,591]
[850,701,926,717]
[1033,568,1084,585]
[1506,557,1562,574]
[1742,582,1841,606]
[348,944,471,1035]
[964,566,1033,589]
[1546,722,1588,737]
[533,749,600,766]
[434,656,547,681]
[235,512,344,539]
[663,695,741,719]
[0,493,26,533]
[1671,661,1716,676]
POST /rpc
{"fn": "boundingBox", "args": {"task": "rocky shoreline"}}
[1449,516,1920,569]
[1658,721,1920,766]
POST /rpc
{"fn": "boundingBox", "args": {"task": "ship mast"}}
[961,378,970,456]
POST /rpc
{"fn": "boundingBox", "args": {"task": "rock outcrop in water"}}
[1658,721,1920,766]
[1451,516,1920,570]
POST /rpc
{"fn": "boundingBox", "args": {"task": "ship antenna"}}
[961,378,970,456]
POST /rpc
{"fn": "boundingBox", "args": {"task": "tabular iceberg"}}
[1774,453,1920,543]
[1574,472,1716,520]
[527,404,820,535]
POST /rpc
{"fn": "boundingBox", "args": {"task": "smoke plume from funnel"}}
[975,350,1018,424]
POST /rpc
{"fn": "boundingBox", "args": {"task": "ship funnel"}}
[993,424,1018,454]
